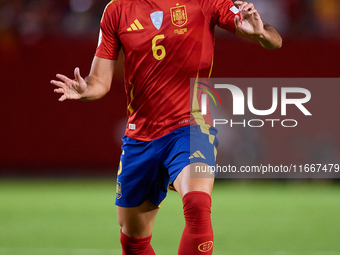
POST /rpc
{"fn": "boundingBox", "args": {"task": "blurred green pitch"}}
[0,180,339,255]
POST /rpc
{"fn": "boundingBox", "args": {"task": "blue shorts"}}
[115,125,218,207]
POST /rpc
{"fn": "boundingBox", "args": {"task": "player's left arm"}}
[234,1,282,50]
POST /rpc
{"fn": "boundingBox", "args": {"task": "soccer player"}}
[51,0,281,254]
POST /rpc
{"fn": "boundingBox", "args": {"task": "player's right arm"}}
[51,57,115,102]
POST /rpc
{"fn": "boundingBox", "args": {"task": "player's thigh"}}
[117,200,159,238]
[173,162,215,199]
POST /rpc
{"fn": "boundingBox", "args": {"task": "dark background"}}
[0,0,339,177]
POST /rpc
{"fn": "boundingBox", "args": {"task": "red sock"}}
[178,191,214,255]
[120,229,155,255]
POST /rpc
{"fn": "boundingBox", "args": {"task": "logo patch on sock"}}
[198,241,213,252]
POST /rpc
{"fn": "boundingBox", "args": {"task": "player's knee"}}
[117,213,143,234]
[117,215,124,228]
[119,222,151,239]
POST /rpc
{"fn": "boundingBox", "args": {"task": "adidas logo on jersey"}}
[127,19,144,31]
[189,151,206,159]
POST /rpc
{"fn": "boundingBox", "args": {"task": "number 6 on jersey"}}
[152,35,166,60]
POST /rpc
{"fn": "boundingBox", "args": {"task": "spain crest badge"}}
[170,5,187,27]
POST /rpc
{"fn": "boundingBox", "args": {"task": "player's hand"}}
[234,1,264,36]
[50,67,87,102]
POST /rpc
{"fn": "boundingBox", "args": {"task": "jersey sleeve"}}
[95,2,121,60]
[199,0,240,34]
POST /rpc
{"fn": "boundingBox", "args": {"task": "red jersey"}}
[96,0,239,141]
